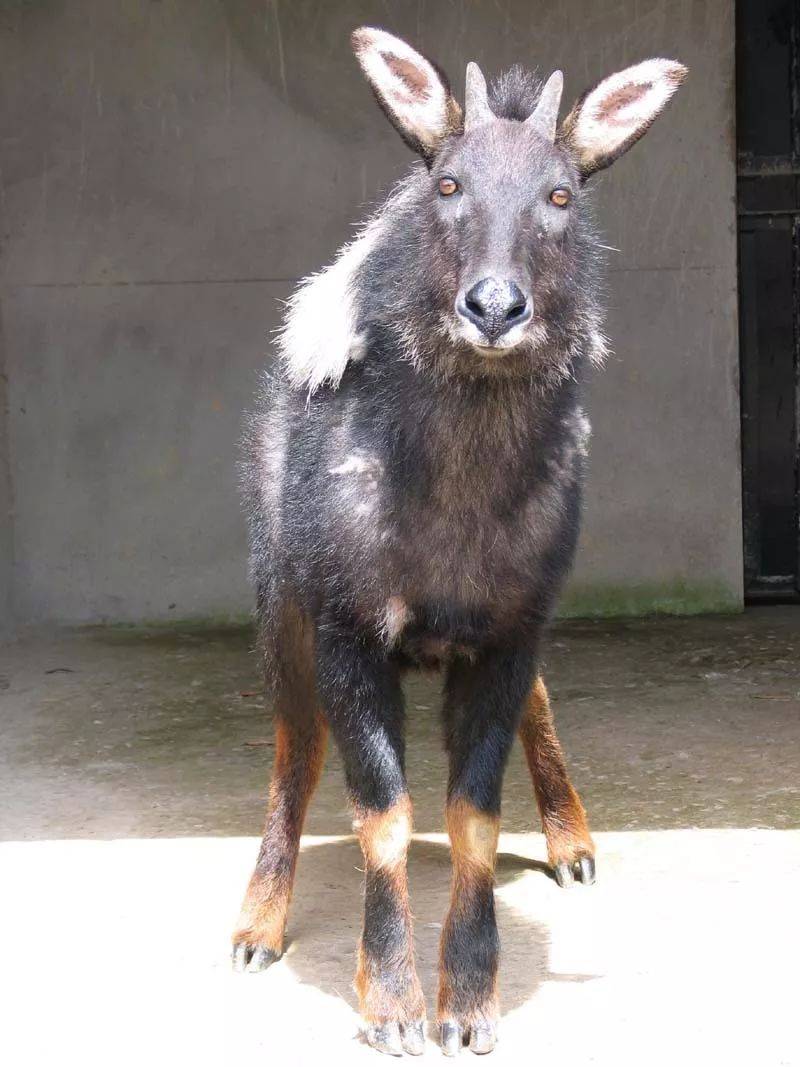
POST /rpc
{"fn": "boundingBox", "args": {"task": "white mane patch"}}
[277,181,415,394]
[276,225,379,394]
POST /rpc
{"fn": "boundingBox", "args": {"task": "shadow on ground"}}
[251,834,598,1027]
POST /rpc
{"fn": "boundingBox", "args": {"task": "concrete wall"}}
[0,0,741,626]
[0,301,12,631]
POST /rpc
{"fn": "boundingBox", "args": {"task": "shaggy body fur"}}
[247,72,604,671]
[233,28,685,1058]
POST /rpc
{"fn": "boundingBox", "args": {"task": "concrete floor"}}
[1,609,799,1064]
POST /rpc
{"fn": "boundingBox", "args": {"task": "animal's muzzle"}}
[456,277,532,343]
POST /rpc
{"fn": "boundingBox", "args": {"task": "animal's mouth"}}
[471,339,518,356]
[447,314,544,357]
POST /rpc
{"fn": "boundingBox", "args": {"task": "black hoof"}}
[577,855,596,885]
[468,1022,497,1055]
[231,943,281,973]
[553,854,596,888]
[401,1021,426,1056]
[367,1022,403,1057]
[440,1021,463,1057]
[553,861,574,888]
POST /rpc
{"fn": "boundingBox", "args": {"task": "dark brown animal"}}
[232,26,686,1057]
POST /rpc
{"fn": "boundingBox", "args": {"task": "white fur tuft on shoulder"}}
[276,181,413,394]
[276,227,377,394]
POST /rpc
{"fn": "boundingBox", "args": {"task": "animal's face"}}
[352,27,686,363]
[430,115,582,354]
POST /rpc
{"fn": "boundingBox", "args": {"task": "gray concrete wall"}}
[0,0,741,626]
[0,301,12,631]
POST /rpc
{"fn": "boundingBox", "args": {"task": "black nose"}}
[458,278,532,342]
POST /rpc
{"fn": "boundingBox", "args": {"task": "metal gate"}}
[737,0,800,601]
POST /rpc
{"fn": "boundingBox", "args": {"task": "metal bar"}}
[792,4,800,164]
[794,211,800,594]
[738,224,761,587]
[737,0,800,602]
[737,209,800,217]
[737,161,800,178]
[792,4,800,594]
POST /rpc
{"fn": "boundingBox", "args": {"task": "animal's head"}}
[351,27,686,371]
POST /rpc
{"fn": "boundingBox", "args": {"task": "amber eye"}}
[549,187,571,208]
[438,176,459,197]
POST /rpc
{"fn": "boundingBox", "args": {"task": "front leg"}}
[518,676,596,887]
[438,647,536,1056]
[316,625,426,1057]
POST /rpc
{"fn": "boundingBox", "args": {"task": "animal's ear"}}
[560,59,687,179]
[351,26,462,160]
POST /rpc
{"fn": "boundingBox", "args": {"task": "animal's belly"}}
[394,633,477,669]
[381,585,525,666]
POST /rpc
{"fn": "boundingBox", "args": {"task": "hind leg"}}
[232,613,327,970]
[518,676,595,887]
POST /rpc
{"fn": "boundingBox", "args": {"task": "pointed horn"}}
[526,70,564,141]
[464,61,493,132]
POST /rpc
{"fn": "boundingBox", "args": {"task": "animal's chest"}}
[325,442,567,638]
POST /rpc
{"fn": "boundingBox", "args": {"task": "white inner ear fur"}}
[353,27,450,150]
[571,58,685,159]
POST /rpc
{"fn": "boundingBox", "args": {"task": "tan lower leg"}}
[233,712,327,952]
[438,798,501,1027]
[518,677,594,866]
[353,795,424,1027]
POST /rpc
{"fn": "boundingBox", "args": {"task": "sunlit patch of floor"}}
[2,612,799,1061]
[2,829,797,1065]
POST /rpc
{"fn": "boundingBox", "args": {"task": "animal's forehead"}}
[439,119,573,186]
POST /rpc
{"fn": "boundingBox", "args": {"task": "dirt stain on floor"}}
[1,607,799,840]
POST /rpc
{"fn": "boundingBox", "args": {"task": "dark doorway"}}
[737,0,800,601]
